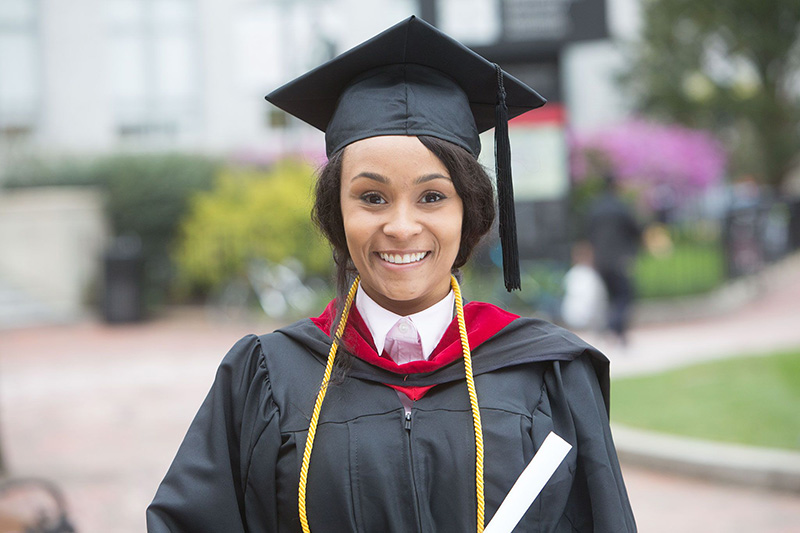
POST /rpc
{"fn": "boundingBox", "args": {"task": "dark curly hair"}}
[312,135,496,305]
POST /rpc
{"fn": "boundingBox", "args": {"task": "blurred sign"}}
[509,109,570,262]
[438,0,608,53]
[509,122,568,201]
[479,102,568,202]
[478,103,570,262]
[500,0,607,44]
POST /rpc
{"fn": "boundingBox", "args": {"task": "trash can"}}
[103,235,144,323]
[722,205,765,279]
[788,198,800,252]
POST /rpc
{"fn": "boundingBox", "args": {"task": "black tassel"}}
[494,64,521,291]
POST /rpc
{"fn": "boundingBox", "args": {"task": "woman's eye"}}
[361,193,385,205]
[421,191,445,203]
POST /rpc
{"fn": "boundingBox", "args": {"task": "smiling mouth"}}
[378,251,429,265]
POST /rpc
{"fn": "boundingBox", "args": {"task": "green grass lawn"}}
[610,349,800,450]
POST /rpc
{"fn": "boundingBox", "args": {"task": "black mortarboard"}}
[266,15,546,291]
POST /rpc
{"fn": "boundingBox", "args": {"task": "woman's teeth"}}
[379,252,427,264]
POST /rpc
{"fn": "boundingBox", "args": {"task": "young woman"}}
[147,17,636,533]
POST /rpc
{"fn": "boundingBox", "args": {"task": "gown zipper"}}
[404,410,425,531]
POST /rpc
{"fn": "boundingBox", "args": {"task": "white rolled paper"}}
[484,431,572,533]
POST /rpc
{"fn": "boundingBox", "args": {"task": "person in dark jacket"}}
[147,17,636,533]
[586,174,643,344]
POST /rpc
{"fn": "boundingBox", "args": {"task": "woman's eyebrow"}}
[416,173,452,184]
[351,172,388,184]
[350,172,451,184]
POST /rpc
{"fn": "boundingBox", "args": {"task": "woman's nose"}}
[383,204,423,240]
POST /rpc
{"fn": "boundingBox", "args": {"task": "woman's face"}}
[340,135,463,316]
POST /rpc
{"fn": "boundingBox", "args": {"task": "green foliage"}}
[611,349,800,450]
[621,0,800,189]
[1,157,97,188]
[173,159,331,294]
[95,154,219,299]
[634,239,725,299]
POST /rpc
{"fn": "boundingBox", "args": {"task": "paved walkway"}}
[0,254,799,532]
[585,252,800,377]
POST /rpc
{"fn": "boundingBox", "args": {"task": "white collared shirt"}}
[356,288,455,360]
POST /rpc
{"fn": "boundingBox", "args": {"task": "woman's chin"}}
[366,282,450,315]
[374,288,424,308]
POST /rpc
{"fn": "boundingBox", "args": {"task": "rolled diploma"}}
[484,431,572,533]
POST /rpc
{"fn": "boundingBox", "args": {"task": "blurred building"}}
[0,0,640,324]
[0,0,430,161]
[0,0,638,161]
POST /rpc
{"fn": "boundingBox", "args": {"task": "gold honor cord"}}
[298,276,359,533]
[298,275,485,533]
[451,274,486,532]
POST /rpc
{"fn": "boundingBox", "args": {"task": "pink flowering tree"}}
[570,119,727,212]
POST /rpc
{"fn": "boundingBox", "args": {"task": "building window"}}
[0,0,40,140]
[107,0,201,144]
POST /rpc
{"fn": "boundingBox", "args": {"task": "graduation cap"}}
[266,15,546,291]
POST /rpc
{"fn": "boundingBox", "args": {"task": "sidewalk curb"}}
[613,424,800,494]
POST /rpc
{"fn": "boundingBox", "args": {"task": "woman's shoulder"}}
[213,314,328,380]
[264,314,332,356]
[216,333,265,376]
[467,301,608,383]
[467,301,599,358]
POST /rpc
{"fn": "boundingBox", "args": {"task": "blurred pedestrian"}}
[147,17,635,532]
[586,173,642,345]
[561,241,608,331]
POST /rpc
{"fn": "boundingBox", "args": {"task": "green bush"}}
[173,159,332,294]
[2,157,97,188]
[635,226,725,299]
[93,154,219,302]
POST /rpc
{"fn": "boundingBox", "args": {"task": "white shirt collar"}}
[356,288,455,359]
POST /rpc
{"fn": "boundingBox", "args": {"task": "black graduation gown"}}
[147,301,636,532]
